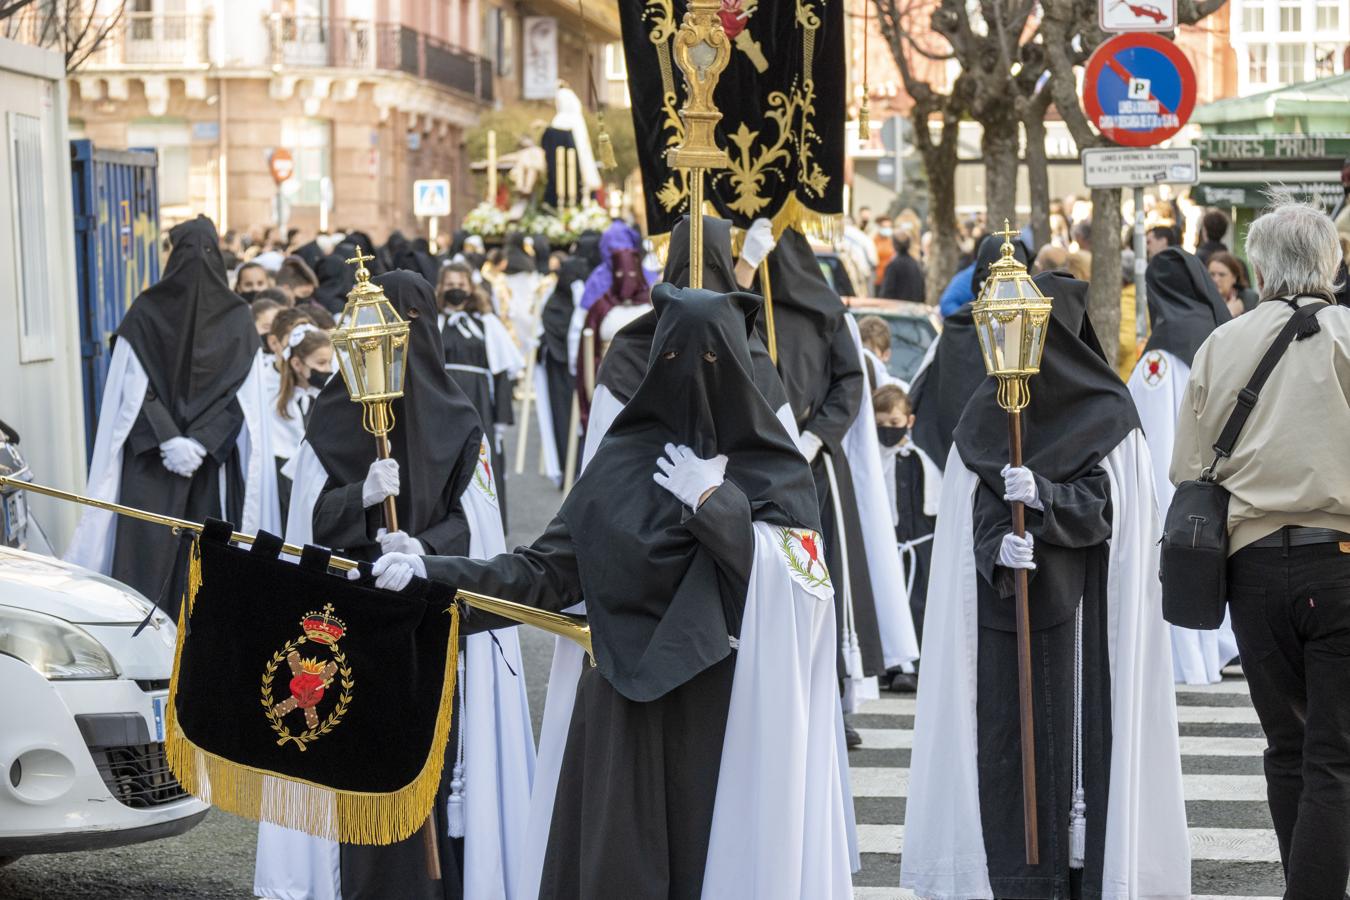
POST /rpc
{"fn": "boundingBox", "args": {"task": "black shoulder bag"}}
[1161,300,1327,629]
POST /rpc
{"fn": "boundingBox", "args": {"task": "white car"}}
[0,544,209,865]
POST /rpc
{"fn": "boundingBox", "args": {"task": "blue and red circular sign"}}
[1083,33,1196,147]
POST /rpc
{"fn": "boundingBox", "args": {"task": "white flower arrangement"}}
[461,202,509,237]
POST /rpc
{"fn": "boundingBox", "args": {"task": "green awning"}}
[1192,72,1350,127]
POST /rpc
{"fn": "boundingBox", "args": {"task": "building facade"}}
[1231,0,1350,96]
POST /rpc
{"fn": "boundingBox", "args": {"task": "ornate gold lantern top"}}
[970,221,1054,413]
[329,248,410,436]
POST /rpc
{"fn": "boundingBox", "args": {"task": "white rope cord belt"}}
[895,533,934,598]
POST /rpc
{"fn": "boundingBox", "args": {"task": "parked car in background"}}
[846,297,942,385]
[0,425,206,867]
[814,245,863,299]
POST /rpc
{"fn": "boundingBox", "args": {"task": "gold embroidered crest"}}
[261,604,354,751]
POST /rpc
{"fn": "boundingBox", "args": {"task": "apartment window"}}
[1277,43,1307,84]
[1241,1,1265,32]
[281,118,331,207]
[1315,42,1342,76]
[1316,0,1340,30]
[127,118,190,207]
[1279,0,1302,31]
[605,43,627,80]
[9,112,53,362]
[1248,44,1269,83]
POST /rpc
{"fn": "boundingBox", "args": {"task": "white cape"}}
[254,438,535,900]
[842,316,920,671]
[901,430,1190,899]
[66,344,279,569]
[1127,349,1238,685]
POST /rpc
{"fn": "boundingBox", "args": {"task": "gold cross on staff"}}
[345,246,375,272]
[994,219,1019,245]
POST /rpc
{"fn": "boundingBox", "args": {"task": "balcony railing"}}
[3,10,212,68]
[266,16,493,103]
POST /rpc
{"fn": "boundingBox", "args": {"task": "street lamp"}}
[970,220,1053,867]
[329,247,411,530]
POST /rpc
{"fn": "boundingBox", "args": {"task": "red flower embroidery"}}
[797,531,821,574]
[718,0,748,37]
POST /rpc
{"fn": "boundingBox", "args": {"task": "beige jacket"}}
[1171,297,1350,552]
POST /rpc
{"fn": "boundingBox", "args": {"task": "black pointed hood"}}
[115,215,257,426]
[1143,247,1232,366]
[559,284,820,701]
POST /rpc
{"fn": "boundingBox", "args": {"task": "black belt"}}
[1248,526,1350,549]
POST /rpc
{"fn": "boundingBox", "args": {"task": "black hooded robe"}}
[759,229,884,679]
[303,271,485,899]
[425,285,821,899]
[894,446,936,641]
[110,216,257,605]
[540,258,590,468]
[953,271,1140,897]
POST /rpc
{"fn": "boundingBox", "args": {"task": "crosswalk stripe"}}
[852,889,1279,899]
[857,695,1259,724]
[849,768,1267,801]
[853,730,1268,757]
[850,824,1279,862]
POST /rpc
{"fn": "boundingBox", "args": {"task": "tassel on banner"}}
[446,763,466,838]
[858,95,871,141]
[1069,788,1087,869]
[597,115,617,171]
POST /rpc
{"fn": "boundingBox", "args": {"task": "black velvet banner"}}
[170,523,458,795]
[619,0,846,239]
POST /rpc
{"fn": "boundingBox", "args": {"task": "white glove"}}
[653,443,728,510]
[797,430,823,464]
[353,552,427,592]
[493,423,508,450]
[998,532,1037,570]
[740,218,777,269]
[362,458,400,508]
[160,436,206,478]
[377,528,424,557]
[1002,464,1043,511]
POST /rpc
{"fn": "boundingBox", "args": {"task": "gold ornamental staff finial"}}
[346,245,376,278]
[667,0,732,289]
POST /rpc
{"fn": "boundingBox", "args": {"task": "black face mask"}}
[877,424,908,447]
[307,368,332,390]
[239,290,263,304]
[260,333,272,353]
[441,288,471,308]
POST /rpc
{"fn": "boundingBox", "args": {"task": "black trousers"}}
[1228,541,1350,900]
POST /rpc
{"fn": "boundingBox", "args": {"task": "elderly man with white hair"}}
[1172,197,1350,898]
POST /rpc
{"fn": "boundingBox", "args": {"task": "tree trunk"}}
[1023,91,1053,251]
[1087,186,1123,366]
[921,115,963,306]
[982,115,1020,231]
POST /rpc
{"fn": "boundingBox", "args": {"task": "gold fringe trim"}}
[165,548,463,846]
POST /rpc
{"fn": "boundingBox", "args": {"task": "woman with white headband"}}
[269,321,333,522]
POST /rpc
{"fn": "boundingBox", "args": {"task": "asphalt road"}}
[0,425,561,900]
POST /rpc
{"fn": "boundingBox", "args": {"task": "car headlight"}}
[0,604,120,679]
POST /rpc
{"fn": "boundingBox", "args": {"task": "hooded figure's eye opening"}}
[662,350,679,361]
[703,350,717,363]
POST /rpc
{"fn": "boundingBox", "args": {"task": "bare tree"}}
[1038,0,1227,362]
[4,0,128,72]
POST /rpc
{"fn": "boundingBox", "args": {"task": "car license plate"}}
[151,693,168,743]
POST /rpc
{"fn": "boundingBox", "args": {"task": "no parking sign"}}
[1083,33,1196,147]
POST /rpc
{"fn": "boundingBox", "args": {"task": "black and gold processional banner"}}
[620,0,846,241]
[165,519,460,845]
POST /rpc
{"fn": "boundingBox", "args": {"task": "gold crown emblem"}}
[301,604,346,645]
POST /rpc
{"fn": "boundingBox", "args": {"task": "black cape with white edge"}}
[1142,246,1232,367]
[560,284,821,702]
[115,215,257,427]
[305,270,484,541]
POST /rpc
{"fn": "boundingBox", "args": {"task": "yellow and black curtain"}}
[620,0,846,240]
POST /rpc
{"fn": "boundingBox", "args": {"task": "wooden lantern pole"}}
[1008,406,1038,866]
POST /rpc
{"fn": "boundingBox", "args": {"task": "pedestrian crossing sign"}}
[413,179,451,217]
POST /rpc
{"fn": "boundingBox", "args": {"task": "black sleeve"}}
[680,480,754,591]
[493,372,515,426]
[423,515,582,627]
[802,322,864,447]
[413,503,471,557]
[125,392,182,456]
[186,395,247,463]
[1027,468,1113,549]
[313,480,379,553]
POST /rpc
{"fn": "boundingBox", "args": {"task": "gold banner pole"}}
[667,0,731,290]
[5,476,593,660]
[759,259,778,365]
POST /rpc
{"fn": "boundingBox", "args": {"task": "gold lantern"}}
[329,247,411,529]
[971,221,1054,414]
[969,220,1053,868]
